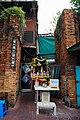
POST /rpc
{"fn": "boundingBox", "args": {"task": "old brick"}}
[0,16,21,106]
[54,9,80,107]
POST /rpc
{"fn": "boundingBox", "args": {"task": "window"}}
[23,31,34,44]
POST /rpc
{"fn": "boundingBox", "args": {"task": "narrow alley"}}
[0,1,80,120]
[2,92,80,120]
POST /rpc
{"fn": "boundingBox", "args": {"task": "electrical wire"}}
[23,48,35,58]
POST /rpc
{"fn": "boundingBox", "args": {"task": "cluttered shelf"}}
[31,75,49,80]
[31,56,50,87]
[30,55,60,89]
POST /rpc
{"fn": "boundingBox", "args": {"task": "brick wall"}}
[23,15,37,47]
[54,9,80,107]
[0,16,21,106]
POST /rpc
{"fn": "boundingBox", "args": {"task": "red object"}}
[35,78,40,82]
[46,66,49,72]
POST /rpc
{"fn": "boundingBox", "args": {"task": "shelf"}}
[31,75,49,80]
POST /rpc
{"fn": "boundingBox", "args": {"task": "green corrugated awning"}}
[37,35,55,59]
[67,42,80,52]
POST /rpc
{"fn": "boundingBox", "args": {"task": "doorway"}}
[20,47,36,92]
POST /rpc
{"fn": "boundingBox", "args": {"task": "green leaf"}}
[0,6,25,24]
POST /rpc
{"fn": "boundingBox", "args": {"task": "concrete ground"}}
[2,92,80,120]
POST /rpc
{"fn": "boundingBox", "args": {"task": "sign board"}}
[50,79,59,89]
[42,92,50,102]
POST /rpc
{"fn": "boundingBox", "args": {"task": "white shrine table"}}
[34,85,59,115]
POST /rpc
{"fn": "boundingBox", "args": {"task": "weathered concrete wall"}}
[54,9,80,107]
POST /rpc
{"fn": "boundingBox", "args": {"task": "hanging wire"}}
[23,48,35,58]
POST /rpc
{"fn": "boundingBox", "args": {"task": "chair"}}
[0,100,7,118]
[37,102,56,115]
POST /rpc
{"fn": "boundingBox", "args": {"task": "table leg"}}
[36,90,38,102]
[35,90,38,103]
[36,90,39,114]
[37,103,39,114]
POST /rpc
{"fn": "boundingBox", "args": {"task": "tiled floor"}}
[2,92,80,120]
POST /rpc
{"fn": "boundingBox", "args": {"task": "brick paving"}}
[1,92,80,120]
